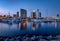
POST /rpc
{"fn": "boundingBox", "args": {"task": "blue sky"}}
[0,0,60,17]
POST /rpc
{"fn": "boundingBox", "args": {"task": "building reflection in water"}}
[21,21,27,30]
[15,23,20,29]
[55,22,60,27]
[31,21,41,30]
[31,21,36,27]
[35,23,41,30]
[55,22,57,28]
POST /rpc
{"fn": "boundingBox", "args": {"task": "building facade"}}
[37,9,41,18]
[38,12,41,18]
[20,9,27,19]
[31,11,36,19]
[16,11,19,18]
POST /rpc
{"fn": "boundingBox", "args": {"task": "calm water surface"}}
[0,21,60,37]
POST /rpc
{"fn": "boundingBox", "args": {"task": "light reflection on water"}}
[0,21,60,37]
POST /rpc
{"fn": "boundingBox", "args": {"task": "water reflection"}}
[54,21,60,28]
[0,21,60,37]
[31,21,41,30]
[15,23,20,29]
[21,21,27,30]
[35,23,41,30]
[31,21,36,27]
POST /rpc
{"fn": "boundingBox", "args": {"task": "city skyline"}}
[0,0,60,17]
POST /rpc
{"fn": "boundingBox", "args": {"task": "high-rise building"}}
[20,9,27,19]
[37,9,41,18]
[38,12,41,18]
[37,9,39,18]
[16,11,19,17]
[31,10,36,19]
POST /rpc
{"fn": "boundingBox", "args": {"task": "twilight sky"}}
[0,0,60,17]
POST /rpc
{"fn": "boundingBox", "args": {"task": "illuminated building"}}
[20,9,27,19]
[13,11,19,18]
[31,10,36,19]
[16,11,19,17]
[37,9,41,18]
[38,12,41,18]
